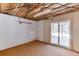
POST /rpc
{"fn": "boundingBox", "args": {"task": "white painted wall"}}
[36,20,51,42]
[0,13,36,50]
[37,11,79,52]
[36,21,44,41]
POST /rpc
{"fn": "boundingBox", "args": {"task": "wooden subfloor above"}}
[0,40,79,56]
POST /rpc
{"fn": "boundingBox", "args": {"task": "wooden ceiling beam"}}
[12,3,25,15]
[37,4,79,20]
[36,3,68,15]
[29,4,54,16]
[25,4,43,13]
[26,4,55,16]
[0,4,26,11]
[51,3,70,11]
[0,4,1,12]
[58,3,70,8]
[54,8,79,17]
[9,3,20,15]
[32,3,70,18]
[58,3,79,9]
[48,4,79,16]
[34,3,78,19]
[23,3,44,17]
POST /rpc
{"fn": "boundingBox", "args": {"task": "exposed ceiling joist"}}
[54,8,79,17]
[33,4,79,20]
[0,3,25,11]
[0,4,1,11]
[12,3,25,15]
[26,4,55,17]
[33,3,70,18]
[0,3,79,21]
[23,3,43,17]
[48,4,79,16]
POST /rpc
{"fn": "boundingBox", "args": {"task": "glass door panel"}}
[51,22,59,44]
[59,21,70,48]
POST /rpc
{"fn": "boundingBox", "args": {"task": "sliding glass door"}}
[51,22,59,44]
[59,21,70,47]
[51,20,71,48]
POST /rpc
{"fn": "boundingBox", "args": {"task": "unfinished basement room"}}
[0,3,79,56]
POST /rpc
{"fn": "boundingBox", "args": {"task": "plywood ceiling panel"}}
[0,3,79,21]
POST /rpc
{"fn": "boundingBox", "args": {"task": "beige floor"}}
[0,40,79,56]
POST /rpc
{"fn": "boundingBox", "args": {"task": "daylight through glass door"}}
[51,21,70,48]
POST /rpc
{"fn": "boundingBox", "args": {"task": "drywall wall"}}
[36,21,44,41]
[37,20,51,43]
[37,11,79,52]
[0,13,36,50]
